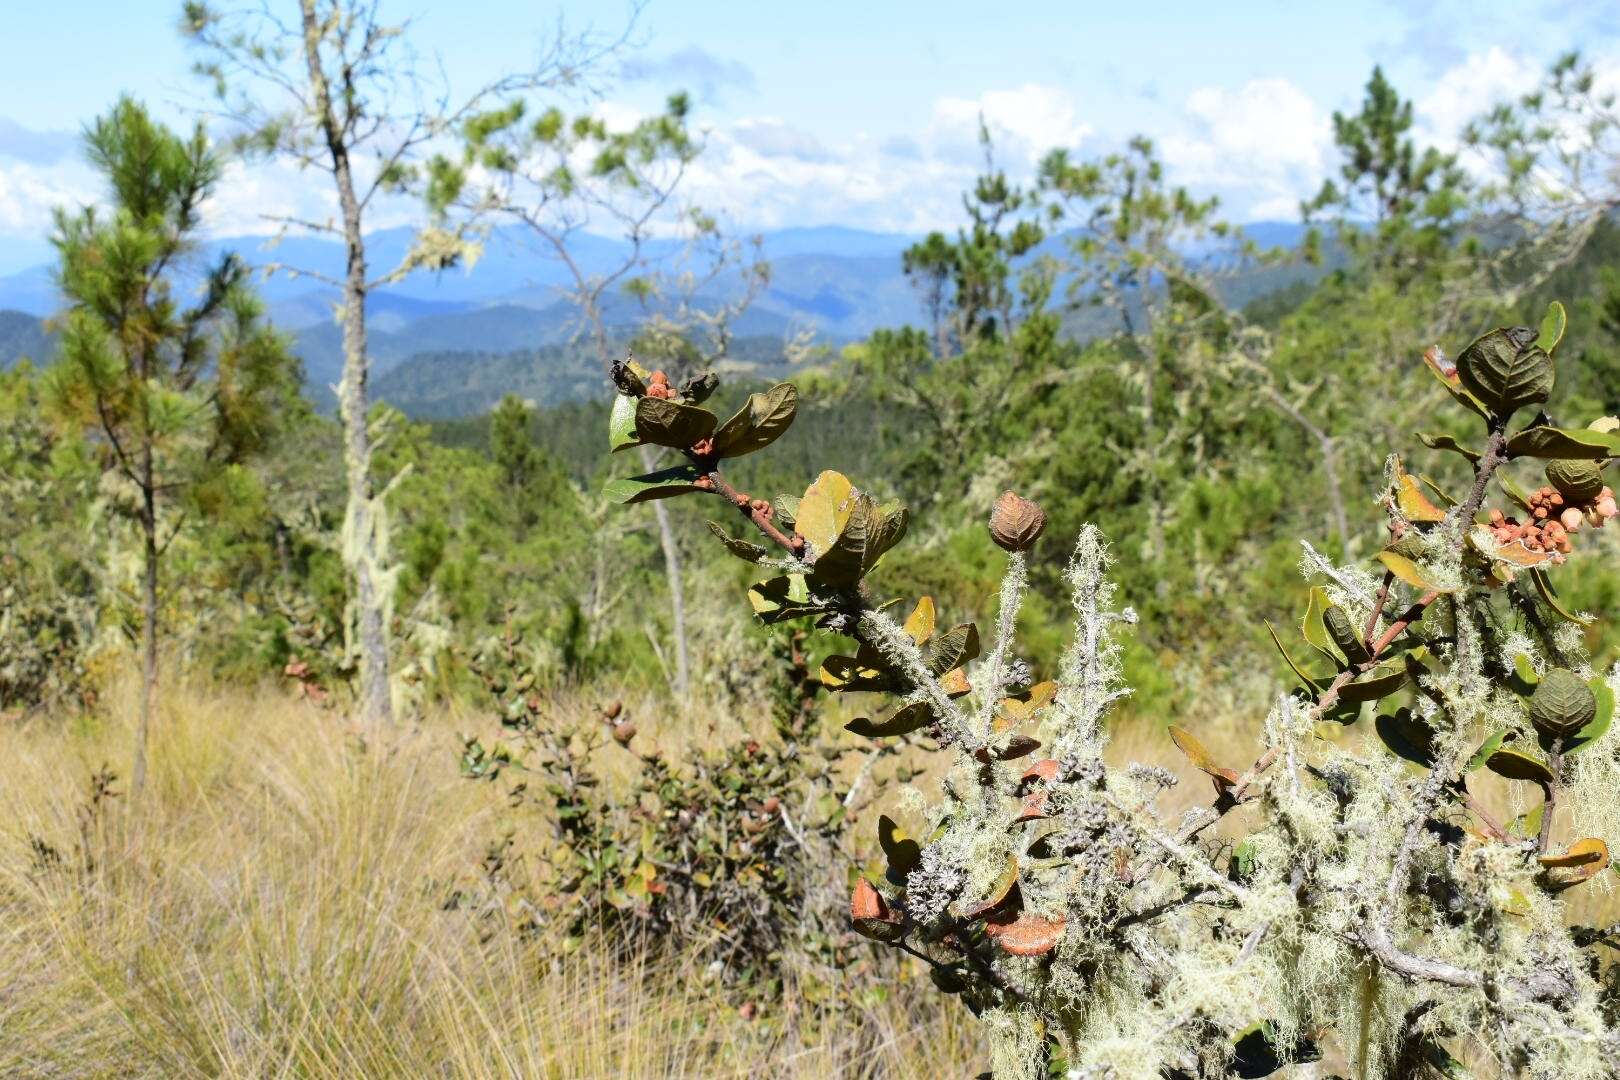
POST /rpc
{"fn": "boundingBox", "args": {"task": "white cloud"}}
[930,83,1093,167]
[1158,77,1332,220]
[663,84,1095,234]
[0,159,96,234]
[1414,45,1540,153]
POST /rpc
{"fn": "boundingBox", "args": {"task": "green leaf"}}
[1505,425,1620,460]
[812,493,909,586]
[1301,586,1337,657]
[1485,748,1554,786]
[1565,677,1614,757]
[1455,326,1553,418]
[1339,661,1408,703]
[1511,803,1544,839]
[634,397,716,449]
[812,491,878,584]
[713,382,798,458]
[846,702,932,738]
[1508,653,1541,696]
[602,463,705,504]
[706,521,767,563]
[1537,300,1567,355]
[1529,566,1593,626]
[1416,431,1481,464]
[747,574,817,624]
[1376,709,1435,767]
[609,393,640,452]
[1497,470,1534,513]
[796,470,855,555]
[1264,620,1326,691]
[867,500,909,563]
[1324,605,1372,666]
[1466,727,1507,771]
[1229,839,1258,885]
[681,371,719,404]
[820,650,896,693]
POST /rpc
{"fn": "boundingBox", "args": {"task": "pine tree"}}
[46,97,296,797]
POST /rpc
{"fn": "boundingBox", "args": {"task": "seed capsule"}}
[989,491,1047,552]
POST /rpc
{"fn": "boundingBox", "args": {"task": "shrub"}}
[455,610,898,1006]
[603,309,1620,1077]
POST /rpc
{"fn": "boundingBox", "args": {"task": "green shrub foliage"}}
[605,309,1620,1077]
[454,608,904,1004]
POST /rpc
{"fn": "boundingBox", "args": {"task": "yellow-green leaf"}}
[1537,300,1567,355]
[796,470,855,555]
[1168,724,1239,786]
[1375,550,1453,594]
[903,596,935,645]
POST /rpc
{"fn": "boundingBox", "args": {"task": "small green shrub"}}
[455,611,899,1005]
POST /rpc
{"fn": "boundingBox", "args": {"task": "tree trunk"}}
[302,0,393,728]
[338,269,394,728]
[640,443,690,697]
[132,448,158,799]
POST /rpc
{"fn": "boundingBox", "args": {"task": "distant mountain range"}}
[0,220,1317,416]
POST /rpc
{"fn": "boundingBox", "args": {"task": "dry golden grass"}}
[0,678,981,1079]
[3,675,1613,1078]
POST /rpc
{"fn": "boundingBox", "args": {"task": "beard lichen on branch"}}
[601,303,1620,1078]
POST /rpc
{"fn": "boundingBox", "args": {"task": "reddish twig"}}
[1362,569,1393,654]
[1459,784,1512,843]
[1539,739,1564,855]
[705,470,801,555]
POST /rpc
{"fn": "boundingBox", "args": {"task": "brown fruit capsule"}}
[603,700,624,720]
[612,721,637,745]
[989,491,1047,552]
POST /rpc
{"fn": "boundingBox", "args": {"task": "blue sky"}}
[1,0,1617,272]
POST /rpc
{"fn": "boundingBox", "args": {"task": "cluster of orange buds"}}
[644,370,677,399]
[1526,480,1618,534]
[1485,479,1617,563]
[1487,506,1574,561]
